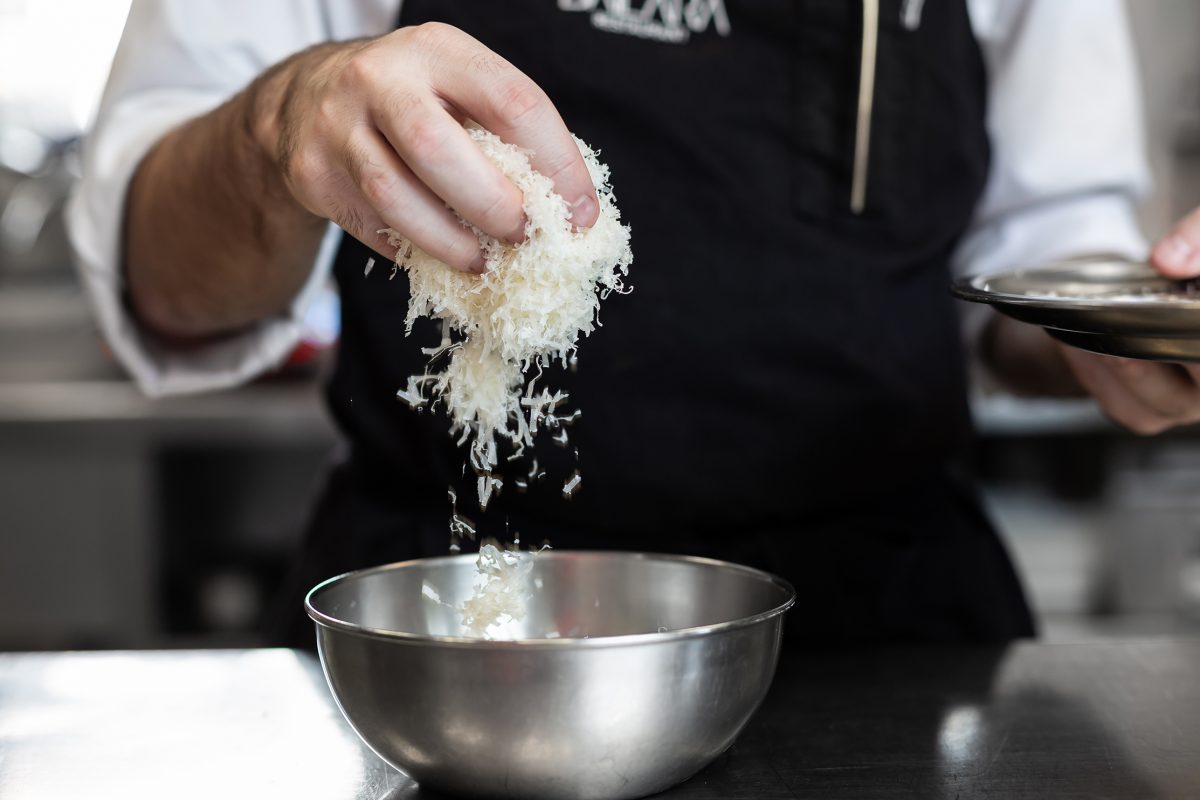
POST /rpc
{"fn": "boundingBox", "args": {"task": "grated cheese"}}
[459,543,536,638]
[386,126,632,503]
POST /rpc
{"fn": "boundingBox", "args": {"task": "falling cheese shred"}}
[459,543,535,638]
[387,125,632,500]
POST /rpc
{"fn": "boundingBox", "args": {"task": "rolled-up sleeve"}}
[956,0,1151,326]
[66,0,393,397]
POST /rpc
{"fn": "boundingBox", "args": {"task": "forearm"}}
[124,46,338,339]
[979,313,1086,398]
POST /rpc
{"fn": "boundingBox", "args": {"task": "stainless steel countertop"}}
[0,281,338,441]
[0,649,409,799]
[0,378,312,418]
[4,643,1200,799]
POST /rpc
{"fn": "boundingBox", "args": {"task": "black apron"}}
[269,0,1035,646]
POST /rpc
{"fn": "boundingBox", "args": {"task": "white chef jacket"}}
[66,0,1151,397]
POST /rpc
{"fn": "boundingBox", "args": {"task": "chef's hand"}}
[1053,209,1200,435]
[256,23,599,272]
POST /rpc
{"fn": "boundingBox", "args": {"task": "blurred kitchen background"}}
[2,1,1200,650]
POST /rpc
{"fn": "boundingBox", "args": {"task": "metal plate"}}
[952,258,1200,361]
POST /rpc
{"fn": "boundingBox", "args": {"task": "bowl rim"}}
[304,550,797,649]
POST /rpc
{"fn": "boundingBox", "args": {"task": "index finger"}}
[427,32,600,228]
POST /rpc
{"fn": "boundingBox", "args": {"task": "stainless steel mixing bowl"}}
[306,551,795,800]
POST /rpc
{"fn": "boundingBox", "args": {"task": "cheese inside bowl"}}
[305,551,795,800]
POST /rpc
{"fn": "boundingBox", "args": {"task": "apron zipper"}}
[851,0,879,214]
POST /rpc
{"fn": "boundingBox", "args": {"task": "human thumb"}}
[1151,206,1200,278]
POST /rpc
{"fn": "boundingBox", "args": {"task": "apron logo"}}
[557,0,731,44]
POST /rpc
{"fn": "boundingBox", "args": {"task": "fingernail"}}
[570,194,598,229]
[1157,235,1193,271]
[469,253,487,274]
[504,217,529,245]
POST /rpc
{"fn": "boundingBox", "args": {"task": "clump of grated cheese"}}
[459,543,535,638]
[386,125,632,495]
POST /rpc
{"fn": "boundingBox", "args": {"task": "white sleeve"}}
[957,0,1151,287]
[65,0,397,397]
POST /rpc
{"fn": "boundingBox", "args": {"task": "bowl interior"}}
[307,551,794,641]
